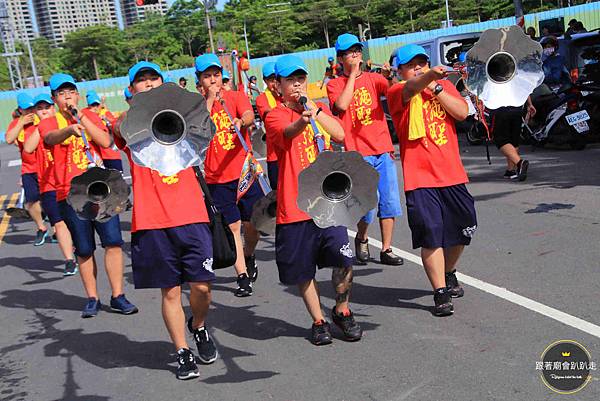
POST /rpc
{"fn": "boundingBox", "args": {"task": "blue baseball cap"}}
[262,62,276,78]
[123,87,132,100]
[33,93,54,106]
[274,55,308,78]
[335,33,362,53]
[128,61,163,84]
[16,93,35,109]
[195,53,222,73]
[49,73,77,91]
[328,56,334,62]
[392,44,429,68]
[86,90,101,106]
[458,51,467,63]
[222,70,230,81]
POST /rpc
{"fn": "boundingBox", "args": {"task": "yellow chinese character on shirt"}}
[305,144,317,163]
[355,106,373,126]
[159,173,179,185]
[352,87,374,126]
[212,110,236,151]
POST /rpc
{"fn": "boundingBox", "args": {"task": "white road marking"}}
[7,159,21,167]
[347,229,600,339]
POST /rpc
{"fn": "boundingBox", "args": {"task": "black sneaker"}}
[331,307,363,341]
[433,288,454,317]
[234,273,252,297]
[445,269,464,298]
[354,237,370,265]
[176,348,200,380]
[187,317,218,364]
[516,159,529,182]
[34,229,48,246]
[380,248,404,266]
[49,234,59,243]
[503,170,517,179]
[310,320,333,346]
[63,259,78,276]
[245,254,258,282]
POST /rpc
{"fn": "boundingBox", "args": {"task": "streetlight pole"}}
[444,0,451,28]
[25,39,40,87]
[513,0,525,27]
[201,0,216,53]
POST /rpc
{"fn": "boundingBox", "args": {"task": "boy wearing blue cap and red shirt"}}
[265,55,362,345]
[327,33,404,267]
[113,61,218,380]
[84,90,123,171]
[5,92,49,245]
[195,53,263,297]
[254,61,282,188]
[39,72,136,318]
[23,93,77,276]
[387,44,477,316]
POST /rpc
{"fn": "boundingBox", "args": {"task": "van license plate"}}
[566,110,590,125]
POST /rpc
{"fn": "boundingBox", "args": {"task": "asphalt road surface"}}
[0,138,599,401]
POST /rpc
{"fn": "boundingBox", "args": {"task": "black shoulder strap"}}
[193,166,218,214]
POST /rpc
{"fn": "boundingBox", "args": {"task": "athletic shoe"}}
[49,234,59,243]
[516,159,529,182]
[433,288,454,317]
[354,237,370,265]
[63,259,78,276]
[311,320,333,346]
[245,254,258,282]
[234,273,253,297]
[379,248,404,266]
[187,317,218,364]
[445,269,464,298]
[503,170,517,179]
[33,229,48,246]
[176,348,200,380]
[81,298,101,318]
[110,294,138,315]
[331,307,363,341]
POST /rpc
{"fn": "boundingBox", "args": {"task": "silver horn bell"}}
[68,167,130,222]
[297,151,379,229]
[120,83,215,176]
[466,25,544,109]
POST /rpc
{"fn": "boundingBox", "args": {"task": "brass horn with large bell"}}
[465,25,544,109]
[68,166,130,222]
[297,151,379,229]
[119,83,215,176]
[250,190,277,235]
[5,188,31,219]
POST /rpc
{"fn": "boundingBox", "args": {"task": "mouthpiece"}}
[298,96,308,105]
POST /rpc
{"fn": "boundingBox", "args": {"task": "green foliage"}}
[0,0,596,90]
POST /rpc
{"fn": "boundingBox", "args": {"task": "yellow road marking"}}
[0,192,19,245]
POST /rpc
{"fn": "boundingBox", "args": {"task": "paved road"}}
[0,139,599,401]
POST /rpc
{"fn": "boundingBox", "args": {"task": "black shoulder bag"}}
[193,166,237,269]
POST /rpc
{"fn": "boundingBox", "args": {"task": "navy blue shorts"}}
[131,223,215,289]
[59,200,124,257]
[22,173,40,203]
[267,161,279,190]
[103,159,123,172]
[40,191,62,226]
[207,179,264,225]
[405,184,477,249]
[275,220,353,285]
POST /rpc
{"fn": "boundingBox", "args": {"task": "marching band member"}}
[254,61,282,188]
[327,33,404,267]
[23,93,77,276]
[195,54,263,296]
[40,73,136,318]
[264,55,362,345]
[84,90,123,172]
[387,44,477,316]
[112,61,218,380]
[4,93,49,245]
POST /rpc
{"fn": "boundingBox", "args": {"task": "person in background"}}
[222,70,232,91]
[526,27,537,40]
[565,19,578,36]
[540,36,571,88]
[179,77,188,89]
[84,90,123,172]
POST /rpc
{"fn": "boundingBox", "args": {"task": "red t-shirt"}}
[83,108,122,161]
[114,135,209,232]
[255,91,282,162]
[387,80,469,192]
[37,113,104,201]
[6,118,38,175]
[34,128,56,193]
[204,90,253,184]
[265,102,338,224]
[327,72,394,156]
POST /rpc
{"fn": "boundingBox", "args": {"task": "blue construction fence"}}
[2,2,599,142]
